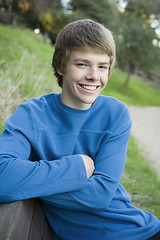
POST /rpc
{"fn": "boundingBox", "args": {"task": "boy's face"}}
[60,48,110,110]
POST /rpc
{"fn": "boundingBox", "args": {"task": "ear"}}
[57,68,63,76]
[108,66,111,77]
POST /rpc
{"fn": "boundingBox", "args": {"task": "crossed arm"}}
[41,125,131,210]
[0,104,131,210]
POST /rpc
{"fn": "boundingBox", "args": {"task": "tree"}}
[1,0,66,42]
[67,0,119,30]
[124,0,160,19]
[39,9,66,43]
[115,0,159,87]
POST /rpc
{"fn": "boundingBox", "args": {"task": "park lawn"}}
[0,24,160,219]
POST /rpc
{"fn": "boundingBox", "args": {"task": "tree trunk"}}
[123,70,131,88]
[123,63,132,88]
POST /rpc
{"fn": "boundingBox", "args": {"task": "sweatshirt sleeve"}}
[0,105,87,203]
[41,105,132,210]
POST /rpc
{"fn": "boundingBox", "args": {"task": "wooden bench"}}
[0,198,52,240]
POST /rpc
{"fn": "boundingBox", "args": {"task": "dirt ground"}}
[128,106,160,179]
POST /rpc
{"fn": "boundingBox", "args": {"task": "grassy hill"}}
[0,24,160,218]
[102,68,160,106]
[0,24,60,125]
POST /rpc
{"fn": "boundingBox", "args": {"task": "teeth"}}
[80,85,97,90]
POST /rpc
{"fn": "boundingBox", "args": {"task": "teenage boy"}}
[0,19,160,240]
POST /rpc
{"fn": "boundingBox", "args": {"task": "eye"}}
[99,65,108,70]
[76,63,87,67]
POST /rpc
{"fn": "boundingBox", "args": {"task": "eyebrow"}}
[73,58,110,65]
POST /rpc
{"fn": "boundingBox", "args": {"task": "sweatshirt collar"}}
[56,93,100,115]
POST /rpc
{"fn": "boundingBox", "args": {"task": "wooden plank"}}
[28,198,52,239]
[0,199,36,240]
[0,199,36,239]
[42,220,53,240]
[0,198,52,240]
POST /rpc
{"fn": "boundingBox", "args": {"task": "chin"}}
[81,97,97,105]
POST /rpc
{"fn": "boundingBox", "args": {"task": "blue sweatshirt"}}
[0,93,160,240]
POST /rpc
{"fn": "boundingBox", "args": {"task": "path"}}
[128,106,160,179]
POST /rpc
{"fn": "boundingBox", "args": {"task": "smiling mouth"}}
[79,84,99,91]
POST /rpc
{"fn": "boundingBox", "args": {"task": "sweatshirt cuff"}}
[75,154,88,188]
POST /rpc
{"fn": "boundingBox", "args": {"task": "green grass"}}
[0,24,60,132]
[121,137,160,217]
[102,68,160,106]
[0,24,60,124]
[0,24,160,219]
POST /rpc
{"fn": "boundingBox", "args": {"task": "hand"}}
[80,155,95,179]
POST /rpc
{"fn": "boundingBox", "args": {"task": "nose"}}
[86,67,100,81]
